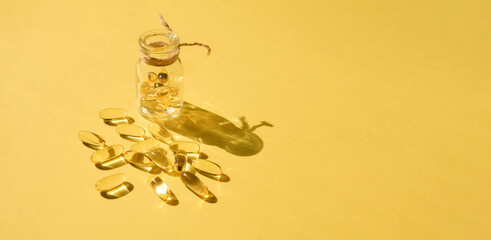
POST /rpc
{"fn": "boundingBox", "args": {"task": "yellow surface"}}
[0,0,490,239]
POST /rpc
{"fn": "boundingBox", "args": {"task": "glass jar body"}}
[137,59,184,120]
[136,29,184,121]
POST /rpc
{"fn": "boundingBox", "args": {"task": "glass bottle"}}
[137,29,184,121]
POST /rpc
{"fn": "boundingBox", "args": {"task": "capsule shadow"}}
[128,162,162,175]
[197,172,231,182]
[160,102,273,156]
[95,156,127,170]
[82,142,106,150]
[100,182,134,199]
[120,135,146,142]
[104,117,135,126]
[184,185,218,203]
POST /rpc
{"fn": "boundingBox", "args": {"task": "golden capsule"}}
[191,159,222,176]
[175,150,187,173]
[183,163,196,174]
[103,117,135,126]
[147,72,157,82]
[116,124,146,141]
[180,172,217,203]
[139,81,153,95]
[123,150,161,174]
[148,123,174,144]
[170,141,200,154]
[99,108,128,120]
[78,131,106,149]
[95,156,127,170]
[100,182,134,199]
[149,176,178,205]
[147,148,173,172]
[187,152,209,160]
[95,173,126,191]
[131,138,161,153]
[91,145,124,164]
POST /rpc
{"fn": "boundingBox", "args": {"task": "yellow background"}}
[1,0,490,239]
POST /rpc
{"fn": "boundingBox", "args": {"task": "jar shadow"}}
[159,102,273,156]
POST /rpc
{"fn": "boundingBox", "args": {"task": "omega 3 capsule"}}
[149,176,178,205]
[91,145,124,164]
[148,123,174,144]
[116,124,146,141]
[100,182,134,199]
[180,172,216,203]
[174,150,187,173]
[95,173,126,191]
[99,108,128,120]
[147,148,173,173]
[191,159,222,176]
[78,131,106,149]
[131,139,161,153]
[123,150,161,174]
[170,141,200,154]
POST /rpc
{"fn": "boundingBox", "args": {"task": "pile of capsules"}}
[140,71,180,111]
[78,108,229,205]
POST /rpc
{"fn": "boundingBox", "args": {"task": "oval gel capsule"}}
[180,172,216,203]
[91,145,124,164]
[99,108,128,120]
[148,123,174,144]
[131,139,161,153]
[95,173,126,191]
[78,131,106,149]
[103,117,134,126]
[123,150,161,174]
[147,148,173,173]
[191,159,222,176]
[175,150,187,173]
[116,124,146,141]
[170,141,200,154]
[149,176,178,205]
[100,182,134,199]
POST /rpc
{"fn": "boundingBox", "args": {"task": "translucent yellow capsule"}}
[123,150,161,174]
[149,176,178,205]
[191,159,222,176]
[139,81,153,95]
[116,124,146,141]
[131,138,161,153]
[95,173,126,191]
[91,145,124,164]
[170,141,200,154]
[187,152,209,160]
[175,150,187,173]
[95,156,127,170]
[100,182,134,199]
[148,123,174,144]
[99,108,128,120]
[147,148,173,172]
[78,131,106,149]
[103,117,135,126]
[180,172,217,203]
[183,163,196,175]
[147,72,157,82]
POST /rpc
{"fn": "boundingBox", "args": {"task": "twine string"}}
[158,13,211,55]
[142,14,210,66]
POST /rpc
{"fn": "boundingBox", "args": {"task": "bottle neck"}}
[139,29,180,66]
